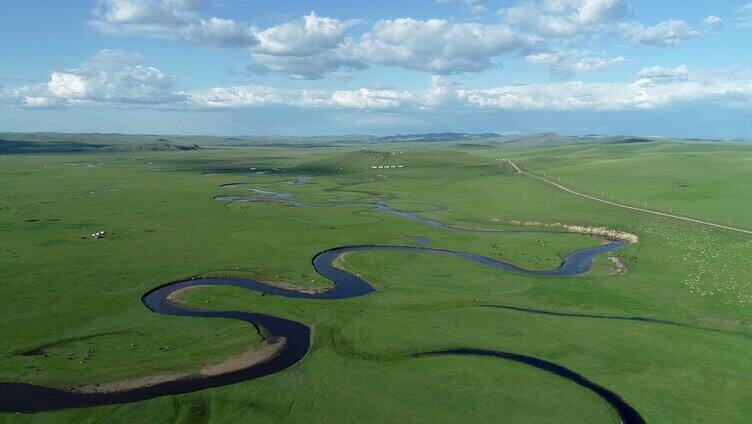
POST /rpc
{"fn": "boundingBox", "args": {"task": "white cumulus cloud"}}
[254,12,358,56]
[623,20,700,46]
[184,84,417,110]
[184,85,300,108]
[501,0,631,38]
[5,49,752,114]
[248,15,527,77]
[525,51,626,79]
[702,15,723,31]
[47,73,90,98]
[357,18,524,73]
[330,88,417,109]
[250,12,364,79]
[636,65,689,85]
[457,79,752,110]
[90,0,257,48]
[183,73,752,113]
[13,50,183,107]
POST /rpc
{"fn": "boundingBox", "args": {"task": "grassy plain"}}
[491,140,752,229]
[1,136,751,423]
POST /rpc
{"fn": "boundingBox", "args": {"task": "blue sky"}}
[1,0,751,137]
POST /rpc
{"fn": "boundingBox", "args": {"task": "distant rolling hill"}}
[126,139,200,152]
[0,133,201,154]
[378,132,503,142]
[0,132,742,155]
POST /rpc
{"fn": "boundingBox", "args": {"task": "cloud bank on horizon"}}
[1,0,751,137]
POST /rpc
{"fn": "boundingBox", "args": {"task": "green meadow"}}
[1,135,751,423]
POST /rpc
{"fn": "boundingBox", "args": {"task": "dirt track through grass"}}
[506,159,752,235]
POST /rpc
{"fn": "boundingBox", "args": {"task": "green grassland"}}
[1,136,751,423]
[489,140,752,229]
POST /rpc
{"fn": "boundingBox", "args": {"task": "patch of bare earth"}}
[262,279,330,294]
[332,253,350,271]
[166,284,211,302]
[504,219,639,243]
[200,337,285,376]
[69,338,286,394]
[332,253,368,282]
[70,372,193,394]
[564,225,638,243]
[170,278,329,297]
[70,285,289,394]
[608,257,629,275]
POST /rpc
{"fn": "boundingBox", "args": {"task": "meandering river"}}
[0,185,644,423]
